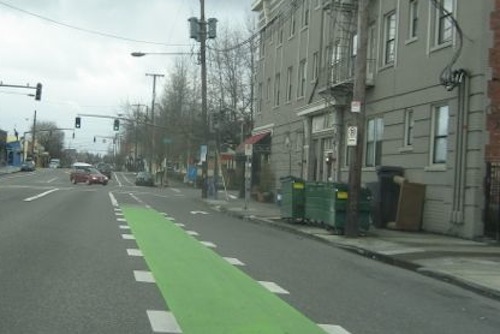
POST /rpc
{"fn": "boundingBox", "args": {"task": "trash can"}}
[279,176,305,221]
[321,183,371,233]
[375,166,404,228]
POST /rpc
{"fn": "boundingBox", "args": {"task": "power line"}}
[0,0,189,47]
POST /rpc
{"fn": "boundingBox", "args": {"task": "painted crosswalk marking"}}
[186,230,199,236]
[224,257,245,266]
[134,270,155,283]
[121,234,135,240]
[259,281,290,294]
[175,223,185,227]
[147,310,182,333]
[200,241,216,248]
[318,324,352,334]
[117,218,126,222]
[127,249,143,257]
[119,225,130,230]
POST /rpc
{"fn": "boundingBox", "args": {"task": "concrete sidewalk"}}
[203,189,500,301]
[0,166,20,175]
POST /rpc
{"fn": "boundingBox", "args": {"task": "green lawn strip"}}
[122,206,325,334]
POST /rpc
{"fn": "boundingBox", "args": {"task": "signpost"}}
[244,144,253,210]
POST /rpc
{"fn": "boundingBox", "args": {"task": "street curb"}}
[416,268,500,302]
[203,201,500,302]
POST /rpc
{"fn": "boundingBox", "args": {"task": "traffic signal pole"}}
[200,0,208,198]
[345,0,370,238]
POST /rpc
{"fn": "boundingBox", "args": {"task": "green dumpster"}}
[322,183,371,232]
[280,176,305,221]
[304,182,326,223]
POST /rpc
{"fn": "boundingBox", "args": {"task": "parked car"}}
[135,171,155,186]
[20,161,36,172]
[49,158,61,168]
[97,163,112,179]
[70,162,108,185]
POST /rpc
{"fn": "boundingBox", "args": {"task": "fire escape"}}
[318,0,368,103]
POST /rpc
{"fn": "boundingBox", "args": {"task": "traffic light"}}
[35,83,42,101]
[207,18,217,39]
[113,119,119,131]
[75,117,81,129]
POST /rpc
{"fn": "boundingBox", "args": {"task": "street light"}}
[131,51,196,57]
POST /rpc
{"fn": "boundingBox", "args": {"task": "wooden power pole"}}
[345,0,370,237]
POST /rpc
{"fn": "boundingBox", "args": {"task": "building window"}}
[367,24,376,81]
[383,11,396,65]
[286,66,293,102]
[431,105,449,164]
[404,109,414,146]
[274,73,281,106]
[298,59,307,98]
[302,0,310,27]
[312,51,319,80]
[278,26,284,45]
[258,82,263,113]
[409,0,419,39]
[435,0,453,45]
[266,77,271,100]
[366,117,384,167]
[260,32,265,57]
[290,12,296,37]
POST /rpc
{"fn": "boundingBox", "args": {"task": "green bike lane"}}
[122,205,328,334]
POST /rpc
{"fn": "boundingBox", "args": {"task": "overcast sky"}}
[0,0,252,154]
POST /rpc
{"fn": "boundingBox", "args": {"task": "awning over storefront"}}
[236,132,271,152]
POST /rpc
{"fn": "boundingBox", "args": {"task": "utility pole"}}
[31,110,37,159]
[345,0,369,238]
[200,0,208,198]
[146,73,164,174]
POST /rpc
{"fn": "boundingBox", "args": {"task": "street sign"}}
[347,126,358,146]
[244,143,253,156]
[200,145,208,162]
[351,101,361,113]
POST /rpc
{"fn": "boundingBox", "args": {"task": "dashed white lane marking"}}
[133,270,156,283]
[130,193,143,204]
[115,212,124,216]
[117,218,127,222]
[166,216,175,221]
[119,225,131,230]
[23,188,59,202]
[113,172,123,187]
[109,192,119,207]
[228,194,238,200]
[46,177,58,183]
[258,281,289,294]
[224,257,245,266]
[171,188,181,193]
[318,324,352,334]
[145,204,151,209]
[174,223,185,227]
[200,241,216,248]
[147,310,182,333]
[186,231,199,236]
[121,234,135,240]
[127,249,143,257]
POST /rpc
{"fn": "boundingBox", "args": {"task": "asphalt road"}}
[1,169,500,334]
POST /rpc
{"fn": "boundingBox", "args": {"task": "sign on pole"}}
[244,143,253,156]
[347,126,358,146]
[200,145,208,162]
[351,101,361,113]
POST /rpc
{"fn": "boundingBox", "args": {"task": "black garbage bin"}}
[375,166,404,228]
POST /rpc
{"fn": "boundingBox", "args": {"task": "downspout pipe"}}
[451,70,470,226]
